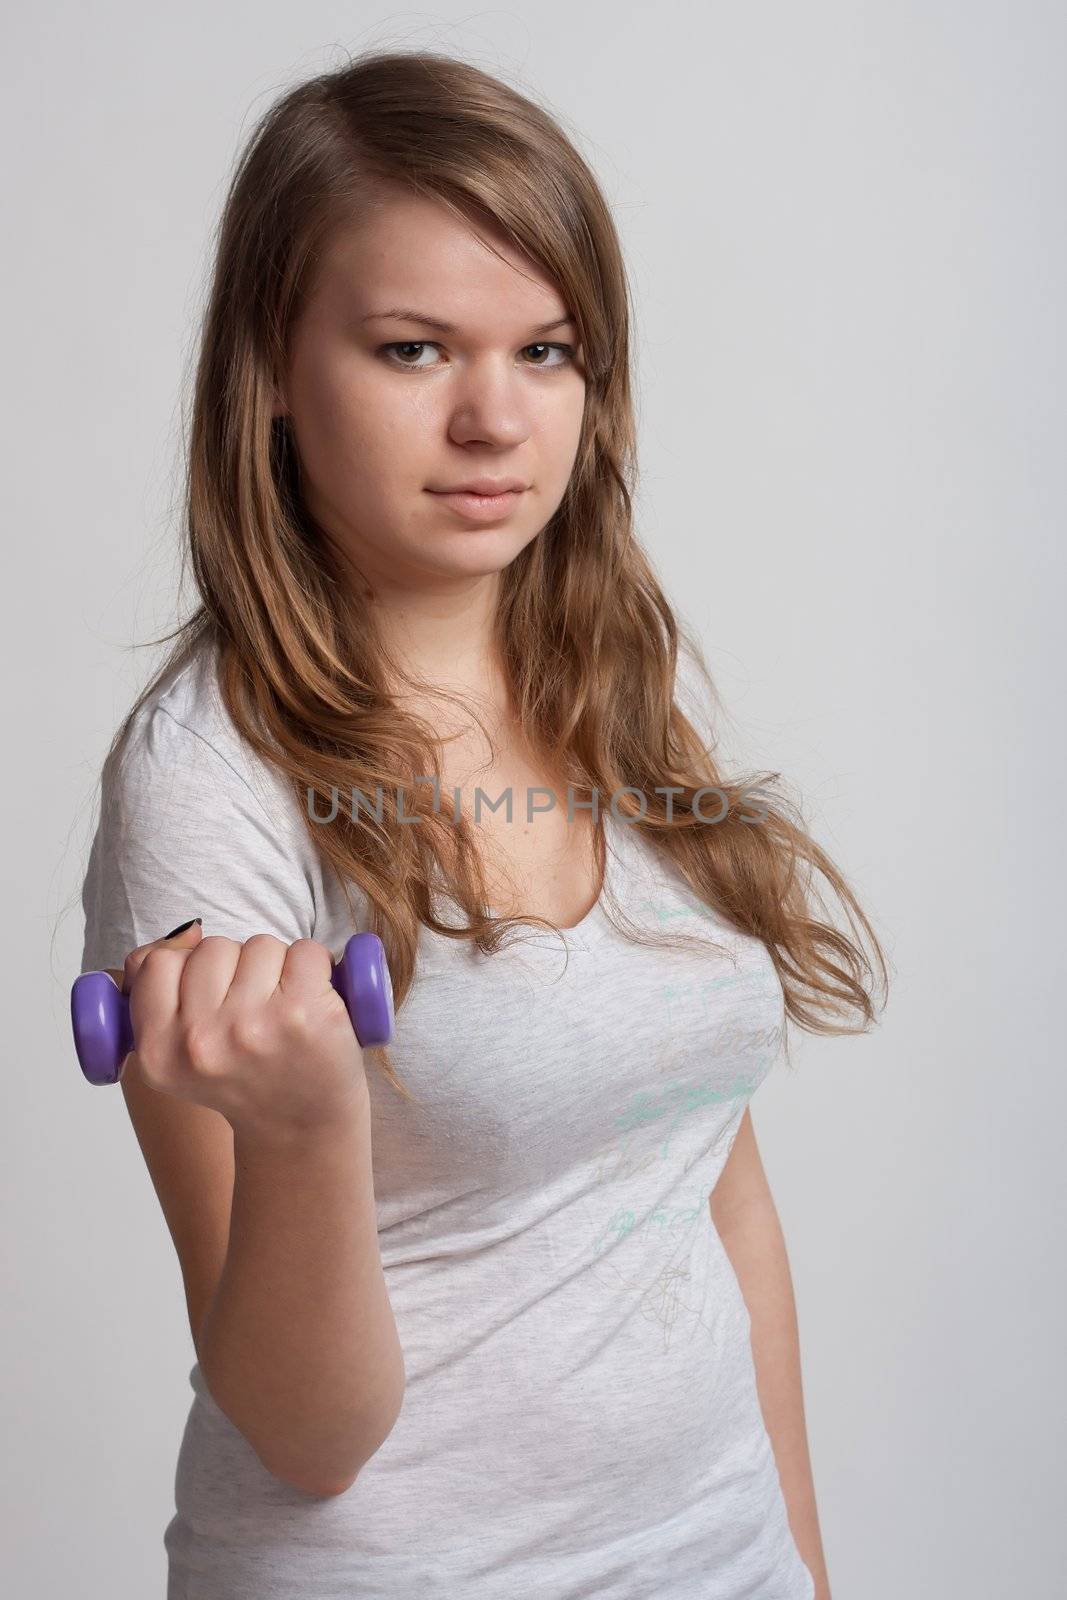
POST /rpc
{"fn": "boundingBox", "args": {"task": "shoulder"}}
[112,639,305,846]
[81,639,324,971]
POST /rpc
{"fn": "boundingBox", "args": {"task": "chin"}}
[439,536,523,567]
[428,530,532,571]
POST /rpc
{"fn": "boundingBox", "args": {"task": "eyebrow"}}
[360,307,577,337]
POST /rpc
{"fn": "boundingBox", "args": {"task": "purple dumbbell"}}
[71,931,395,1086]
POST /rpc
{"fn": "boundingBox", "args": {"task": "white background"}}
[5,2,1064,1594]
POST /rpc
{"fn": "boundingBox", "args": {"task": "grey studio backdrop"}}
[4,4,1063,1596]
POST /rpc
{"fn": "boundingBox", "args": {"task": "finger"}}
[122,918,205,995]
[214,934,290,1010]
[126,943,190,1050]
[175,935,244,1018]
[277,938,335,999]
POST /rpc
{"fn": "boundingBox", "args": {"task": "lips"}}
[428,476,528,495]
[428,487,525,522]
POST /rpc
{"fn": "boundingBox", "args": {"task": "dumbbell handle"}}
[71,931,394,1086]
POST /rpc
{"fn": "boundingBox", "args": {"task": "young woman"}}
[80,49,885,1599]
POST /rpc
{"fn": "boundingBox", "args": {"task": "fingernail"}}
[164,917,202,939]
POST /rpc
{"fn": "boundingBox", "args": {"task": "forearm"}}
[715,1198,832,1600]
[198,1085,405,1497]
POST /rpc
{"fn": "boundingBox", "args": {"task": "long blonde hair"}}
[104,48,888,1099]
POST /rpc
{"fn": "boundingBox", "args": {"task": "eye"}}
[521,342,575,368]
[377,341,576,371]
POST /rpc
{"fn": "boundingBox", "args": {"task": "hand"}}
[108,921,369,1141]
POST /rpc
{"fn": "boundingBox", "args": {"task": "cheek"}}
[545,399,586,484]
[293,368,405,490]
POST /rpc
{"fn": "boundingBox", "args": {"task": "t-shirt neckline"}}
[426,805,630,954]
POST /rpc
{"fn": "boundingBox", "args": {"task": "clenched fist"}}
[107,920,369,1142]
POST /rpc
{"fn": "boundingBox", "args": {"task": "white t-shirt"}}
[80,639,815,1600]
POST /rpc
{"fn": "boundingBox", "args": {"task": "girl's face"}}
[275,192,588,594]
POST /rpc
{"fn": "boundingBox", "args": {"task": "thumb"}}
[106,916,205,993]
[159,916,205,945]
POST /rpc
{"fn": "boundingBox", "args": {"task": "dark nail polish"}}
[164,917,202,939]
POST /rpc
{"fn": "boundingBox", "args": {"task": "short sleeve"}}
[80,703,317,974]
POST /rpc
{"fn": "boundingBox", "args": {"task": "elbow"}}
[260,1382,406,1500]
[290,1472,359,1499]
[261,1453,363,1500]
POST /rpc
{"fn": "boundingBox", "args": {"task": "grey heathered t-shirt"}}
[80,640,815,1600]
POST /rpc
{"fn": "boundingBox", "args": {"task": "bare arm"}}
[198,1080,405,1497]
[711,1108,831,1599]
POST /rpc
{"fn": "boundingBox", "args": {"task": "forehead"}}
[315,193,571,330]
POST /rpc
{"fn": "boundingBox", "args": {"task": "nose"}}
[445,359,532,451]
